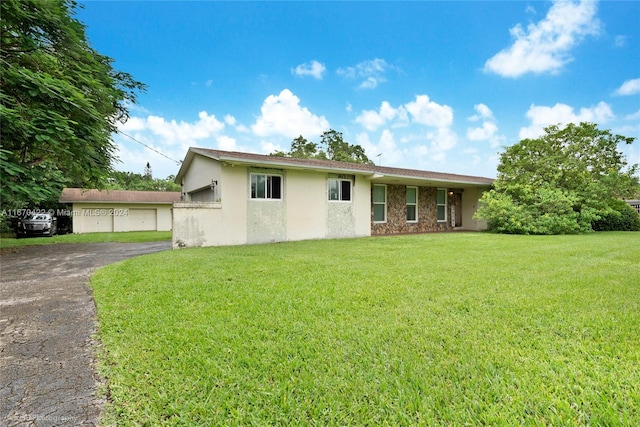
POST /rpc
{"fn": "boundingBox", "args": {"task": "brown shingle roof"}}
[188,148,495,186]
[59,188,181,204]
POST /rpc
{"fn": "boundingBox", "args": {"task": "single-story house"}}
[59,188,181,233]
[172,148,494,248]
[627,200,640,214]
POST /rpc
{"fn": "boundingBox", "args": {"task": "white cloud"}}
[613,78,640,96]
[121,111,225,145]
[484,0,601,78]
[355,101,407,131]
[216,135,237,151]
[113,111,233,178]
[625,110,640,121]
[359,76,380,90]
[337,58,397,90]
[428,127,458,154]
[467,122,498,141]
[468,104,494,122]
[251,89,329,138]
[466,104,503,147]
[224,114,236,126]
[355,130,403,165]
[614,35,627,47]
[405,95,453,128]
[353,95,458,164]
[120,116,146,132]
[519,101,614,139]
[355,95,452,131]
[259,140,282,155]
[292,60,326,80]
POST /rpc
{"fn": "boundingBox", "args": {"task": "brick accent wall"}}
[371,184,453,235]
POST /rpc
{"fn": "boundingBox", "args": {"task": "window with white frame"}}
[328,178,351,201]
[436,188,447,222]
[406,186,418,222]
[373,184,386,223]
[250,173,282,200]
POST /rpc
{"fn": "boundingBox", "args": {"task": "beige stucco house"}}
[172,148,494,248]
[59,188,180,233]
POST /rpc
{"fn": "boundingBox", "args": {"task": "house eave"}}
[182,148,495,188]
[366,173,494,188]
[218,157,376,177]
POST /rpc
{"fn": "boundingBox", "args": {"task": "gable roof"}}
[59,188,181,204]
[176,148,495,187]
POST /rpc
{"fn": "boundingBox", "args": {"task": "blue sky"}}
[77,1,640,179]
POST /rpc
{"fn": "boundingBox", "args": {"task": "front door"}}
[454,193,462,227]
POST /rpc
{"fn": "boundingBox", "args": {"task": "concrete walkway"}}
[0,241,171,426]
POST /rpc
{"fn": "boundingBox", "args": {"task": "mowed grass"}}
[91,232,640,426]
[0,230,171,249]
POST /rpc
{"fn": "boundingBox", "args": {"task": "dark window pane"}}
[374,204,385,222]
[256,175,266,198]
[407,206,416,221]
[406,187,417,203]
[341,180,351,201]
[373,185,385,203]
[270,176,281,199]
[251,175,257,198]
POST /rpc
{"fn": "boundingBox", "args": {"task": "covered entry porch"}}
[367,175,490,235]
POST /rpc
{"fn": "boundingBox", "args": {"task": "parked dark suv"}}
[16,213,57,238]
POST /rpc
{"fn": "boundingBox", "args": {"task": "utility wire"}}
[1,58,182,165]
[114,129,181,164]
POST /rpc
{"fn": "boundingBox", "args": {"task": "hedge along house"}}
[59,188,181,233]
[172,148,494,248]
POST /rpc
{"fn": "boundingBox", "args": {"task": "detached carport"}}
[59,188,181,233]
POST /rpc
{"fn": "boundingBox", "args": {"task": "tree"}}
[319,129,372,164]
[143,162,152,180]
[0,0,145,209]
[475,122,639,234]
[271,130,372,164]
[106,170,180,192]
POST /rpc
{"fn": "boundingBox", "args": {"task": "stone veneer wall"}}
[371,184,453,235]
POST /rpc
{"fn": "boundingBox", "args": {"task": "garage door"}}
[129,209,157,231]
[81,209,113,232]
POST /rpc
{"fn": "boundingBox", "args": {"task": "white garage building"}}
[59,188,181,233]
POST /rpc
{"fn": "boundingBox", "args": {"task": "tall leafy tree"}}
[319,129,372,164]
[271,130,372,164]
[475,122,639,234]
[0,0,145,209]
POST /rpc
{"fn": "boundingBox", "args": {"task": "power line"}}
[116,129,181,164]
[1,58,182,165]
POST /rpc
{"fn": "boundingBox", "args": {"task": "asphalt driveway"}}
[0,241,171,426]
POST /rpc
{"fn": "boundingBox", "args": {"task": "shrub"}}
[476,123,640,235]
[592,200,640,231]
[475,186,587,235]
[0,213,16,235]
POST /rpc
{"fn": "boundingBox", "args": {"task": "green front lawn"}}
[91,232,640,425]
[0,230,171,249]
